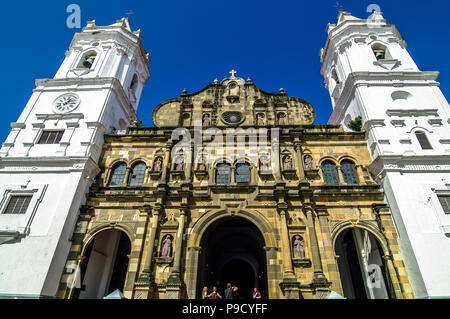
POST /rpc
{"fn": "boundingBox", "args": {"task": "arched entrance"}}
[334,228,392,299]
[73,229,131,299]
[196,217,268,299]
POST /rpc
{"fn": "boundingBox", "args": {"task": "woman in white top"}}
[201,286,209,299]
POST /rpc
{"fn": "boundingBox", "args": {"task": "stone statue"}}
[161,235,172,258]
[202,114,210,127]
[257,113,264,126]
[259,155,270,171]
[229,82,239,96]
[293,235,305,259]
[175,156,184,171]
[304,155,314,170]
[153,157,163,171]
[198,155,207,171]
[283,156,292,170]
[278,114,286,125]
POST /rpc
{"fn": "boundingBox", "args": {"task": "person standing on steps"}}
[208,286,222,299]
[201,286,209,299]
[252,288,262,299]
[224,283,238,299]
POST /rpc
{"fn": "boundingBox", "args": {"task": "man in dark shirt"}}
[252,288,262,299]
[224,283,238,299]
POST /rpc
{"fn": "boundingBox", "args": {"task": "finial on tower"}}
[229,69,237,78]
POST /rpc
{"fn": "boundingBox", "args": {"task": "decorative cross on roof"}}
[229,69,237,77]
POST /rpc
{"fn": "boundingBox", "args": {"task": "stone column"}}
[277,202,301,299]
[142,209,160,275]
[279,207,295,277]
[185,142,193,181]
[122,166,132,187]
[231,165,236,184]
[294,140,307,182]
[166,209,187,299]
[336,165,345,185]
[134,206,160,299]
[304,205,330,296]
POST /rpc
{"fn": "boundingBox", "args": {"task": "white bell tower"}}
[0,18,150,298]
[321,11,450,298]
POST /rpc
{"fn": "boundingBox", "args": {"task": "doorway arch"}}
[195,217,268,299]
[334,227,393,299]
[72,229,131,299]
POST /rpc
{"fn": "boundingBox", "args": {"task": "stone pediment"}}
[373,59,402,70]
[151,71,316,128]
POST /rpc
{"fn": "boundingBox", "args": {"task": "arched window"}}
[130,74,139,95]
[371,43,391,61]
[128,162,146,187]
[415,131,433,150]
[321,161,339,185]
[331,68,341,84]
[235,162,250,183]
[109,162,127,186]
[216,163,231,185]
[340,160,359,185]
[79,51,97,69]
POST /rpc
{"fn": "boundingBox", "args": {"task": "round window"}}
[222,111,244,125]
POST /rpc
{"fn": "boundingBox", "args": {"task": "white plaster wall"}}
[0,19,149,298]
[0,170,86,296]
[383,171,450,298]
[323,12,450,299]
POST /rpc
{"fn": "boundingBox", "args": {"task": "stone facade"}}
[57,74,413,299]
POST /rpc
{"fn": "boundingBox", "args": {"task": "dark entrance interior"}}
[335,230,367,299]
[196,217,268,299]
[73,229,131,299]
[335,228,392,299]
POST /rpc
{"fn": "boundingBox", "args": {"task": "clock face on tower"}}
[53,93,81,113]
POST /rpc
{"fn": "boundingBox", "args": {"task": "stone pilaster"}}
[160,141,172,183]
[303,204,330,295]
[165,208,187,299]
[291,130,307,183]
[277,201,301,299]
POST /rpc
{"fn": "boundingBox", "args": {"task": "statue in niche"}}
[259,155,270,171]
[197,154,207,171]
[175,155,185,171]
[153,157,163,171]
[304,155,314,170]
[278,113,286,125]
[256,113,265,126]
[160,235,172,258]
[293,235,305,259]
[228,82,239,96]
[283,155,293,170]
[202,113,211,127]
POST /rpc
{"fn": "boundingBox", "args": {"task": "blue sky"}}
[0,0,449,143]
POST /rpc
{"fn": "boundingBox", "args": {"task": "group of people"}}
[201,283,262,300]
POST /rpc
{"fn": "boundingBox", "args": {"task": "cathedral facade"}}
[6,10,450,300]
[56,72,413,299]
